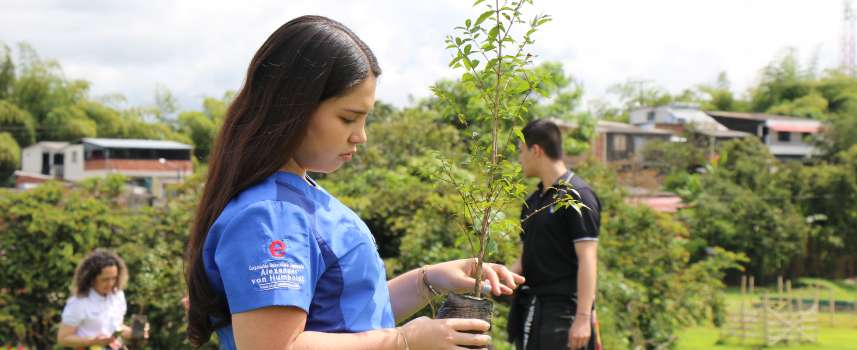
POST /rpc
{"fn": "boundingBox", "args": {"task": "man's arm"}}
[569,240,597,349]
[574,241,597,314]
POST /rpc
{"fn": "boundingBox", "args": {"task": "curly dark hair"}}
[72,248,128,297]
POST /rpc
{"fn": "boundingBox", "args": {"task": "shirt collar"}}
[274,171,318,189]
[536,170,575,194]
[87,290,110,302]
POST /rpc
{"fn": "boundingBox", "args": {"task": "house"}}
[591,121,675,163]
[17,138,193,196]
[706,111,822,160]
[553,118,674,163]
[630,103,727,132]
[630,104,752,150]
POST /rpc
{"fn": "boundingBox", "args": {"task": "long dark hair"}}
[72,248,128,297]
[184,15,381,347]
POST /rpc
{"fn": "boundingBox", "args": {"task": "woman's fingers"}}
[445,318,491,332]
[493,263,523,289]
[446,319,491,347]
[451,331,491,347]
[481,264,503,295]
[482,263,524,295]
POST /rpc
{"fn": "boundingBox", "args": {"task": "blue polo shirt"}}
[203,171,395,349]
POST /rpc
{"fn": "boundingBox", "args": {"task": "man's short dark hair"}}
[522,119,563,160]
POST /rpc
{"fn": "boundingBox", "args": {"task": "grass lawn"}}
[677,279,857,350]
[677,323,857,350]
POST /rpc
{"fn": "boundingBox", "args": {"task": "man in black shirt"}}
[508,119,601,350]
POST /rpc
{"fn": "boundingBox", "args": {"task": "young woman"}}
[184,15,524,350]
[57,249,147,349]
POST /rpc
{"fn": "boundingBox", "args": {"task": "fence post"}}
[739,275,747,343]
[763,292,769,346]
[830,289,836,327]
[786,279,793,343]
[749,276,755,295]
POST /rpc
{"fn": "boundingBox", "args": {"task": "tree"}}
[41,105,97,141]
[789,160,857,277]
[0,44,14,100]
[640,139,706,175]
[608,80,673,112]
[750,48,815,114]
[177,111,216,161]
[0,132,20,185]
[427,61,588,136]
[570,159,742,350]
[78,100,124,138]
[679,138,810,280]
[10,43,89,127]
[0,100,36,147]
[0,175,206,349]
[697,72,742,112]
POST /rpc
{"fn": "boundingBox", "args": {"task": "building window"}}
[613,134,627,152]
[647,111,655,122]
[777,132,791,142]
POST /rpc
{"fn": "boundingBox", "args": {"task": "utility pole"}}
[842,0,856,75]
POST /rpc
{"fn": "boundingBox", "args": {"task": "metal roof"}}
[695,129,754,138]
[706,110,802,121]
[597,121,674,135]
[80,138,192,150]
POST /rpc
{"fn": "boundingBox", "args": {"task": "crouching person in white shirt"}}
[57,249,147,349]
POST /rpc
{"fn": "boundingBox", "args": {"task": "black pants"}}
[512,295,596,350]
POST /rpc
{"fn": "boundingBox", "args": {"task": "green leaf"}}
[449,55,463,68]
[514,129,525,144]
[488,25,501,42]
[475,10,494,27]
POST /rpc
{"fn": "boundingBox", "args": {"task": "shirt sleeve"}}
[562,187,601,242]
[60,297,85,327]
[112,291,127,331]
[214,200,324,315]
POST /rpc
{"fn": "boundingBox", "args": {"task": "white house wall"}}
[21,145,43,174]
[765,131,816,157]
[62,145,86,181]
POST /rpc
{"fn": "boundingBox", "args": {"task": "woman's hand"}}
[121,323,150,339]
[90,335,115,347]
[426,258,525,296]
[399,316,491,350]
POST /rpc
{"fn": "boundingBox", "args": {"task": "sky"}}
[0,0,844,112]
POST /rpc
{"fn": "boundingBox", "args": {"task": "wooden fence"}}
[720,276,819,346]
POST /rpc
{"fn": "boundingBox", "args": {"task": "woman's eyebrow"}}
[343,108,370,115]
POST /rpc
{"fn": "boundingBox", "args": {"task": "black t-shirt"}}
[519,171,601,295]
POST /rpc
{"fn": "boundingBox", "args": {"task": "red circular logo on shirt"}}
[269,240,286,258]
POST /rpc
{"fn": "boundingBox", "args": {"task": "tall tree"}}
[0,100,36,147]
[0,132,20,185]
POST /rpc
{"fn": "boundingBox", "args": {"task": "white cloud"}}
[0,0,843,110]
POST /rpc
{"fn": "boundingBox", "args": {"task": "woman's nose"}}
[350,126,367,145]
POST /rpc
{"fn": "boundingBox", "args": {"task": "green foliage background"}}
[0,5,856,349]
